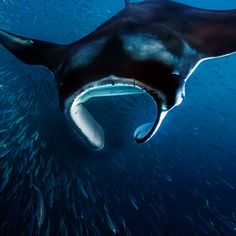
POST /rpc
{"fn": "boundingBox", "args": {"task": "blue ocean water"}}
[0,0,236,235]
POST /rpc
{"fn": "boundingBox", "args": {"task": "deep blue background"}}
[0,0,236,235]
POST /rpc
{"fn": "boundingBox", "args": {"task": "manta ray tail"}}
[124,0,130,6]
[0,28,66,72]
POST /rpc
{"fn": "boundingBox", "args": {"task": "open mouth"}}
[64,76,169,150]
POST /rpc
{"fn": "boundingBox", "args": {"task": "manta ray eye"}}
[175,84,185,106]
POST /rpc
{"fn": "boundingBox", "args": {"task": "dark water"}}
[0,0,236,235]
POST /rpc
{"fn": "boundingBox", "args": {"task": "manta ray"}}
[0,0,236,149]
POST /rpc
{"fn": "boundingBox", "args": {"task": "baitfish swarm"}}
[0,0,236,236]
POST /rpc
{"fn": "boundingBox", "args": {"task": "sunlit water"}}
[0,0,236,235]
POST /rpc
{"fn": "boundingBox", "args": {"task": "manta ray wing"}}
[144,1,236,57]
[0,28,67,72]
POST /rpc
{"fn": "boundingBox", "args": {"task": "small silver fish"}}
[33,184,45,229]
[104,205,118,234]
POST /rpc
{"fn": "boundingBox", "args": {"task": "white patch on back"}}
[122,33,200,76]
[122,34,177,65]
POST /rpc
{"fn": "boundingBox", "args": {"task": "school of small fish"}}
[0,0,236,235]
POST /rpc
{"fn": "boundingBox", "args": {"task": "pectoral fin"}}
[0,28,67,72]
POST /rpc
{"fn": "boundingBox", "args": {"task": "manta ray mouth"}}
[64,76,168,150]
